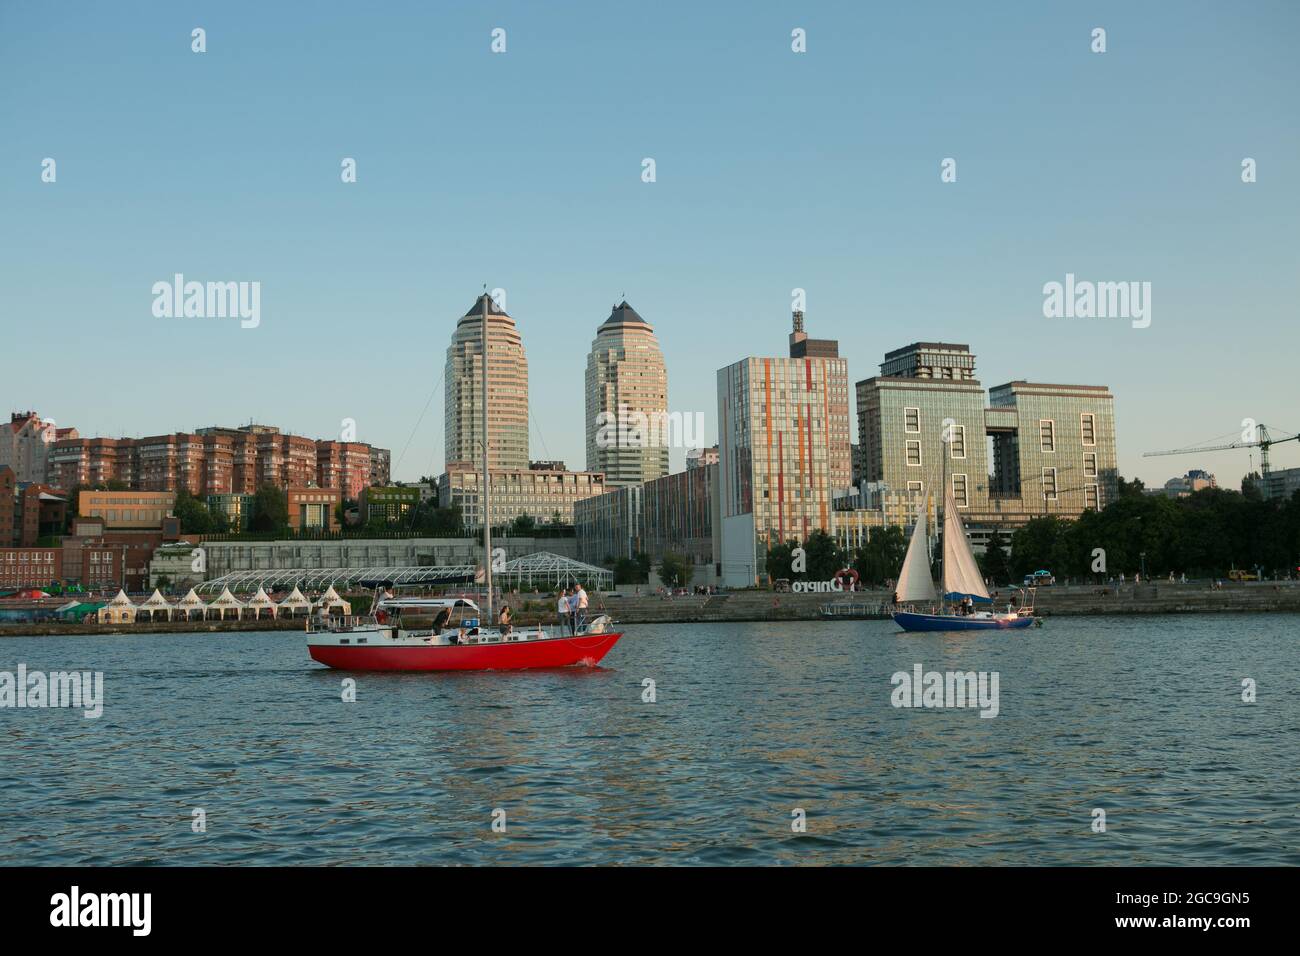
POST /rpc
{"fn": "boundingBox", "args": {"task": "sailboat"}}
[891,489,1036,632]
[306,292,625,670]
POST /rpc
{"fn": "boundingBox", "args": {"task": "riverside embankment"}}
[4,582,1299,636]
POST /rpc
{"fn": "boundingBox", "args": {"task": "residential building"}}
[286,486,342,531]
[1155,469,1217,498]
[369,447,391,487]
[576,464,719,582]
[787,310,841,359]
[0,467,14,546]
[1265,466,1300,501]
[686,445,719,470]
[13,484,67,547]
[0,547,62,589]
[361,485,420,525]
[78,490,175,529]
[585,300,670,487]
[49,424,389,500]
[1,411,78,484]
[445,293,530,472]
[207,493,256,532]
[440,462,605,530]
[857,343,1118,534]
[716,326,852,586]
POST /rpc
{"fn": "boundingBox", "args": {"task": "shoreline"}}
[3,584,1299,636]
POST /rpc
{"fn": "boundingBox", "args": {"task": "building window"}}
[1039,420,1055,453]
[907,480,923,495]
[1042,467,1058,500]
[906,440,922,467]
[952,474,969,507]
[904,407,920,433]
[1084,453,1098,478]
[1081,413,1096,446]
[1085,483,1099,510]
[948,424,966,459]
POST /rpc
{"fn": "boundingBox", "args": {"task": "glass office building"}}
[857,344,1117,531]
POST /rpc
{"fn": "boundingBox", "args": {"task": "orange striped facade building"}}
[717,351,851,585]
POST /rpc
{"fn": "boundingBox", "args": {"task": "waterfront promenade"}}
[3,582,1299,636]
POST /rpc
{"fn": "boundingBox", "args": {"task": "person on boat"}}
[432,605,452,633]
[498,603,513,636]
[557,588,570,635]
[573,583,589,632]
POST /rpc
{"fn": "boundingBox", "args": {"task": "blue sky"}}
[2,1,1298,486]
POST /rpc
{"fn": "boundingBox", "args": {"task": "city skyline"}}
[3,2,1298,487]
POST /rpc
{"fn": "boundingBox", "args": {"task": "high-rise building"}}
[716,343,852,586]
[788,311,840,359]
[445,294,529,472]
[856,343,1118,533]
[585,301,670,487]
[879,342,977,380]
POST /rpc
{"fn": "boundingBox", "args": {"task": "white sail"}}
[895,508,937,604]
[942,489,990,601]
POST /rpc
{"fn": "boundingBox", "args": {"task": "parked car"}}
[1023,570,1055,587]
[773,578,792,593]
[1227,569,1259,582]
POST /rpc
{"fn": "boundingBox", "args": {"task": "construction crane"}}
[1144,423,1300,498]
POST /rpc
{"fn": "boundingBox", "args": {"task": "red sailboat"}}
[306,291,625,672]
[307,597,622,671]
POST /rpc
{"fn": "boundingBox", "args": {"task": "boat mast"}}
[481,290,493,625]
[939,421,947,604]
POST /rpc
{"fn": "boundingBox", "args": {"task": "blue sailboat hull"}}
[893,611,1036,632]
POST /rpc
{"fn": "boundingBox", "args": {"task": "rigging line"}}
[528,406,552,461]
[393,366,446,473]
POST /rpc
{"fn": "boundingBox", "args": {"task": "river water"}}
[0,615,1295,865]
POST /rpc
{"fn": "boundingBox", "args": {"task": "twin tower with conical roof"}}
[444,295,669,488]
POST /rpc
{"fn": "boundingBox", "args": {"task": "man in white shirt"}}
[573,583,589,632]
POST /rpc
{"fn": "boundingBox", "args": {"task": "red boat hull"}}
[308,632,623,671]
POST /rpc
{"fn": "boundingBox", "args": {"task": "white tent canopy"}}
[106,589,136,608]
[176,588,206,609]
[315,585,351,615]
[139,589,174,610]
[279,586,310,607]
[208,587,245,609]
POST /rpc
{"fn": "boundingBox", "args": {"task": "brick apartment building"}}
[47,424,389,501]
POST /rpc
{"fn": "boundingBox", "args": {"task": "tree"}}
[765,539,798,582]
[613,556,648,584]
[509,514,538,536]
[1117,476,1146,499]
[980,529,1011,585]
[1242,471,1263,501]
[173,488,218,534]
[852,525,907,586]
[250,484,289,533]
[803,529,847,580]
[657,552,692,588]
[1009,517,1073,579]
